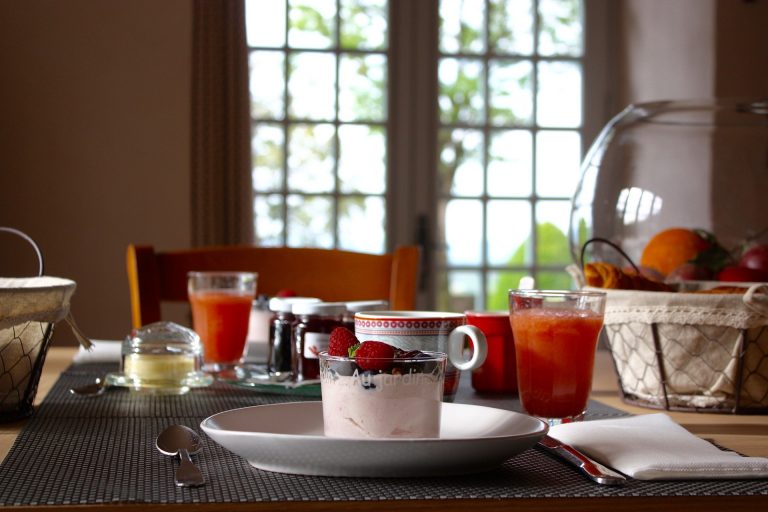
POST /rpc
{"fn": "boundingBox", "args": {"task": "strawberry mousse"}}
[320,332,446,439]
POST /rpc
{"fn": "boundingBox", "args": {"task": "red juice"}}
[511,308,603,419]
[190,290,253,364]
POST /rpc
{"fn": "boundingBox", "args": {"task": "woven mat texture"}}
[0,363,766,506]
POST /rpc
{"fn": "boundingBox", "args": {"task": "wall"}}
[0,1,193,345]
[618,0,768,104]
[618,0,717,104]
[715,0,768,97]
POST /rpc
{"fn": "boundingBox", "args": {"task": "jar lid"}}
[268,296,320,313]
[123,321,201,354]
[345,300,389,313]
[292,301,347,316]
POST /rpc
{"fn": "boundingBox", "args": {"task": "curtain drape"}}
[191,0,253,247]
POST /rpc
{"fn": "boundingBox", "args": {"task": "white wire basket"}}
[0,227,80,421]
[598,285,768,414]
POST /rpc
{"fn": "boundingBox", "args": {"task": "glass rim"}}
[508,289,606,299]
[620,98,768,127]
[319,350,447,363]
[187,271,258,279]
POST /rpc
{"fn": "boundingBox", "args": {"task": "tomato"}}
[717,265,768,283]
[667,263,712,281]
[739,244,768,274]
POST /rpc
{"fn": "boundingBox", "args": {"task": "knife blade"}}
[537,435,627,485]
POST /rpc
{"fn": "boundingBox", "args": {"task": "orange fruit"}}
[640,228,711,277]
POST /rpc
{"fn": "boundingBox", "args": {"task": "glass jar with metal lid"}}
[293,301,347,381]
[266,296,319,378]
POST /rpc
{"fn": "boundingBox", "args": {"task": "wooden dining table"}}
[1,347,766,511]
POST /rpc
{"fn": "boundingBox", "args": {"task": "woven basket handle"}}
[743,283,768,317]
[0,227,44,276]
[580,237,640,272]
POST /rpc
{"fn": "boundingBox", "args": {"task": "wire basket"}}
[599,286,768,414]
[0,228,77,422]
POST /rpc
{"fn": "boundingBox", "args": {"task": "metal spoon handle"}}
[175,448,205,487]
[538,435,626,486]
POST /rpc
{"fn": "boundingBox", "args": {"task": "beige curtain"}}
[191,0,253,247]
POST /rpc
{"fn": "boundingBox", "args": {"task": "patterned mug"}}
[354,311,488,398]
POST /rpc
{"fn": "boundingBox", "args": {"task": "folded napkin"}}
[73,340,269,364]
[549,413,768,480]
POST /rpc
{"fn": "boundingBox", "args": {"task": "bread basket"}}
[597,284,768,414]
[0,227,90,422]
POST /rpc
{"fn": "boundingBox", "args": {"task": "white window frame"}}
[387,0,617,308]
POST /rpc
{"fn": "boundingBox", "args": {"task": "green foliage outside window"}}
[487,222,574,310]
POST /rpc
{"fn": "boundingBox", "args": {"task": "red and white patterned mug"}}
[354,311,488,397]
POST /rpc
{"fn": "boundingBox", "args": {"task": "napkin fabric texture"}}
[549,413,768,480]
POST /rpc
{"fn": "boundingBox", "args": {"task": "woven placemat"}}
[0,363,766,506]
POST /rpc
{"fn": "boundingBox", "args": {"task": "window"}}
[436,0,585,311]
[246,0,611,310]
[245,0,388,253]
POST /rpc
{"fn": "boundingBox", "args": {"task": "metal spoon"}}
[537,435,626,485]
[156,425,205,487]
[69,377,107,397]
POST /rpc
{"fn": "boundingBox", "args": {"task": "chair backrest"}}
[126,244,421,328]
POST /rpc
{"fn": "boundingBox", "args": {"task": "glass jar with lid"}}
[266,296,319,378]
[293,302,347,381]
[570,98,768,270]
[107,321,213,394]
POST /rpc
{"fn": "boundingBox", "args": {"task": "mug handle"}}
[447,325,488,371]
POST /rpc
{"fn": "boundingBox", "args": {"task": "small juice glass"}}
[188,271,257,373]
[508,289,606,425]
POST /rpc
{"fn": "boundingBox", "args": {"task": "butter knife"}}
[537,435,627,485]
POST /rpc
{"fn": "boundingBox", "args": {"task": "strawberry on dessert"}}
[327,326,359,357]
[319,341,447,439]
[352,340,395,371]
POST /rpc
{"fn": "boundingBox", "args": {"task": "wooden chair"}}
[126,244,421,328]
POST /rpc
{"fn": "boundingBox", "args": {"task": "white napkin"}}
[549,413,768,480]
[73,340,269,364]
[73,340,122,363]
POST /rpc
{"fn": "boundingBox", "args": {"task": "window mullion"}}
[387,0,440,308]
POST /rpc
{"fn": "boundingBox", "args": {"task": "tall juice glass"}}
[508,289,606,425]
[188,271,257,373]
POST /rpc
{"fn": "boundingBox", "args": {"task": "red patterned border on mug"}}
[355,317,464,336]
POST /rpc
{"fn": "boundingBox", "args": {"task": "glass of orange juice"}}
[508,289,606,425]
[188,271,257,373]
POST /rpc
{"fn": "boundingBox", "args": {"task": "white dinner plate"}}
[201,401,548,477]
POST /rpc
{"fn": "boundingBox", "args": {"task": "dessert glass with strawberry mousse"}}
[319,329,447,439]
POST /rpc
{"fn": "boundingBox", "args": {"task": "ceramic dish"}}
[201,401,547,477]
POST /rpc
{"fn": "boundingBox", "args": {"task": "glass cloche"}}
[570,98,768,269]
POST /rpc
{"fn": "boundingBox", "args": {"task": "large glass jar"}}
[570,98,768,268]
